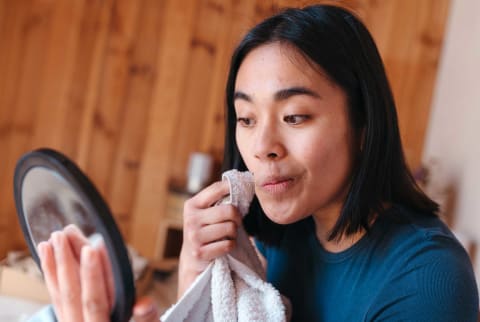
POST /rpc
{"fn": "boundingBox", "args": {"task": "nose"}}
[253,121,286,161]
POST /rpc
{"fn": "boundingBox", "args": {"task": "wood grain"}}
[0,0,450,259]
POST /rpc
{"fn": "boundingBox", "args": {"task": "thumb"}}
[133,296,160,322]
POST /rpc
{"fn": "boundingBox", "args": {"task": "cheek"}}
[302,129,356,190]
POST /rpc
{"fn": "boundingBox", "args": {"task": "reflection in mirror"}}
[22,167,96,245]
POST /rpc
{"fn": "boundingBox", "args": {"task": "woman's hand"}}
[37,224,160,322]
[178,180,243,299]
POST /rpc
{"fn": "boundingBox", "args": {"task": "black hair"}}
[223,5,438,245]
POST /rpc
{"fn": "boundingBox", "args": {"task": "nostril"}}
[267,152,278,159]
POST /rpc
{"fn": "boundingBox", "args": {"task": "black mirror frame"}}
[13,148,135,322]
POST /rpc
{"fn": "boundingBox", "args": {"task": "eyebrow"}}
[233,86,321,103]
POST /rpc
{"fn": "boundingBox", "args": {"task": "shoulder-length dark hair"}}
[223,5,438,245]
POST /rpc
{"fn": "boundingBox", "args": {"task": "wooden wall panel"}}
[129,0,199,256]
[107,0,166,237]
[0,0,450,260]
[0,1,32,257]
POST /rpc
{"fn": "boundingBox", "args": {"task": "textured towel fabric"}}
[161,170,287,322]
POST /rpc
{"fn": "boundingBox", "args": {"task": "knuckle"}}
[226,205,240,219]
[83,297,107,315]
[226,222,237,236]
[188,230,199,243]
[183,217,195,231]
[183,198,194,212]
[192,248,203,261]
[224,240,236,252]
[61,287,78,303]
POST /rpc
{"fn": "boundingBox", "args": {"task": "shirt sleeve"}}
[367,237,479,322]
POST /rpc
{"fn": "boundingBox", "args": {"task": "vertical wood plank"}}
[107,0,167,239]
[169,0,231,182]
[29,0,85,151]
[76,0,141,171]
[0,0,61,253]
[200,0,258,162]
[396,0,450,168]
[129,0,199,258]
[362,1,396,55]
[81,0,143,195]
[0,1,33,256]
[60,0,114,160]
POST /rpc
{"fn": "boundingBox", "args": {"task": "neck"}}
[312,205,366,253]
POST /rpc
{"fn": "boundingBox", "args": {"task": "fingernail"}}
[88,232,104,249]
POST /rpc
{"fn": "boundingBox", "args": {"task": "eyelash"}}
[237,115,311,127]
[237,117,254,127]
[283,115,311,125]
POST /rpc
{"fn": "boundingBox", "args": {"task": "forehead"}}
[235,42,337,95]
[235,42,332,91]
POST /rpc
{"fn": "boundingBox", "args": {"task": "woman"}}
[38,4,478,322]
[180,4,478,321]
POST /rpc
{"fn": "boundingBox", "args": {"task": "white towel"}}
[161,170,287,322]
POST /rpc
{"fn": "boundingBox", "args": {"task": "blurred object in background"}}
[186,152,214,194]
[414,158,456,226]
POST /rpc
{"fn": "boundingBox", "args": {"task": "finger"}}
[38,241,59,290]
[64,224,90,261]
[186,181,229,209]
[194,239,236,262]
[200,204,242,227]
[133,297,160,322]
[184,205,242,235]
[38,241,63,320]
[52,231,83,322]
[81,246,110,322]
[196,221,238,245]
[97,239,115,309]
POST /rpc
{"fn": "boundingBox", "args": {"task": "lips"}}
[258,175,296,195]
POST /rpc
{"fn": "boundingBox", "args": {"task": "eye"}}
[283,115,310,125]
[237,117,255,127]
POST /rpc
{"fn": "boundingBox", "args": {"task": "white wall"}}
[423,0,480,273]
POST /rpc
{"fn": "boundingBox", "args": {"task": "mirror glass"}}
[14,148,135,322]
[22,167,96,245]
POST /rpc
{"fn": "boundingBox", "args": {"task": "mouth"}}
[258,176,296,195]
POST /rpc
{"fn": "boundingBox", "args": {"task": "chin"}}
[264,211,304,225]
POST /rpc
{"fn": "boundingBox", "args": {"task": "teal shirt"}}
[256,205,479,321]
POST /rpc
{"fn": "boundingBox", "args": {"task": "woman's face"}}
[234,42,358,224]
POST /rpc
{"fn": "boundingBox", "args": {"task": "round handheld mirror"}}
[13,148,135,322]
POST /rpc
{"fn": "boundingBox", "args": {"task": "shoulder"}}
[377,204,475,284]
[367,205,479,321]
[381,205,471,263]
